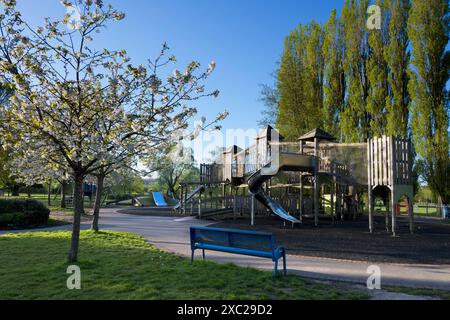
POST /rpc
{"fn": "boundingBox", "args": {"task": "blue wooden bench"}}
[189,226,287,276]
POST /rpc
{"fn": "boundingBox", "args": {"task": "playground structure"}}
[153,191,168,207]
[83,182,97,200]
[176,126,415,235]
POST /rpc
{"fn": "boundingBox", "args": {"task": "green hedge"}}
[0,199,50,228]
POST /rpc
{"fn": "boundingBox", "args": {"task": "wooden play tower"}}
[367,136,414,236]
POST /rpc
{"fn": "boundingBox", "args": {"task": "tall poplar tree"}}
[367,0,389,137]
[385,0,411,138]
[322,9,346,139]
[304,22,325,132]
[276,27,307,140]
[276,23,324,140]
[408,0,450,206]
[341,0,371,142]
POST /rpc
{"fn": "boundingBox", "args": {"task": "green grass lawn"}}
[0,230,368,300]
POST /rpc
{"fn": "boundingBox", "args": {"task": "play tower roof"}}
[298,128,336,142]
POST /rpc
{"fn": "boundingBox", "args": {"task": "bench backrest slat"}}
[190,227,275,253]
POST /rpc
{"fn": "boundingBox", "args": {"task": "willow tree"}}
[322,9,345,138]
[408,0,450,206]
[0,0,221,262]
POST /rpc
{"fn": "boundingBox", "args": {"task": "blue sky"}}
[17,0,347,162]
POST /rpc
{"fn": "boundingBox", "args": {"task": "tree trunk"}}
[60,181,67,209]
[437,195,444,217]
[91,174,104,232]
[47,180,52,206]
[68,172,85,263]
[11,185,19,197]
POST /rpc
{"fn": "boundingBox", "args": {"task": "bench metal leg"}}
[190,250,195,264]
[202,249,205,260]
[273,260,278,276]
[282,254,287,276]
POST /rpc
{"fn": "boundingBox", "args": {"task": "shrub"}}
[0,199,50,228]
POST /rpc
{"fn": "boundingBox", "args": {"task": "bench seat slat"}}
[194,243,274,259]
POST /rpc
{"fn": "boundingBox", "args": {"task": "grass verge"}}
[0,230,368,300]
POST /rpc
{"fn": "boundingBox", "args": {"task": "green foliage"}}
[408,0,450,204]
[367,0,389,137]
[0,230,368,300]
[385,0,411,137]
[276,22,324,140]
[146,145,199,198]
[415,185,436,203]
[0,146,23,196]
[322,9,345,138]
[0,82,13,105]
[108,172,146,198]
[273,0,412,143]
[258,75,279,128]
[0,198,50,228]
[341,0,371,142]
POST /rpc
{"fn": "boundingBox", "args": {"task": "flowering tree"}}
[0,0,223,262]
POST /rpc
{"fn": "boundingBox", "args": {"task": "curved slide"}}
[152,192,168,207]
[173,185,205,210]
[248,153,316,225]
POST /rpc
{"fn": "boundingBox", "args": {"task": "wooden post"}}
[233,195,237,221]
[391,189,397,236]
[198,191,202,219]
[250,194,255,226]
[299,174,303,222]
[385,194,390,232]
[222,184,226,209]
[314,137,319,227]
[331,181,335,225]
[408,197,414,234]
[368,186,374,233]
[314,174,319,227]
[350,186,357,221]
[183,185,188,216]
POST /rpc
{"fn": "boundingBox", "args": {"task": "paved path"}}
[2,208,450,291]
[99,209,450,291]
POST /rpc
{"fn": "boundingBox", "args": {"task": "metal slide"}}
[248,153,317,225]
[152,192,168,207]
[173,185,205,210]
